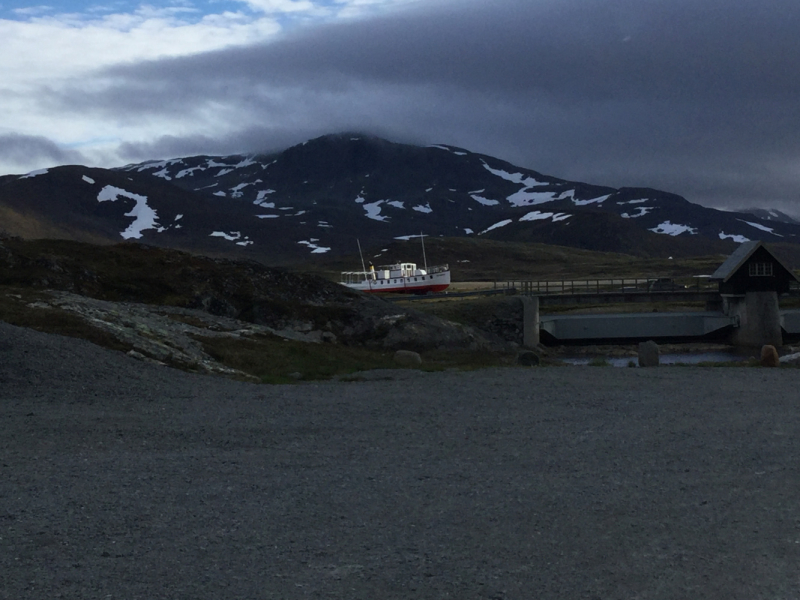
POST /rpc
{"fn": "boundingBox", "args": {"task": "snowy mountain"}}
[2,133,798,262]
[740,208,800,226]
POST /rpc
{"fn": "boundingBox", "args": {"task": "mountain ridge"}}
[1,133,796,262]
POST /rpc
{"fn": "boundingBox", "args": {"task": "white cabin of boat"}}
[340,261,450,294]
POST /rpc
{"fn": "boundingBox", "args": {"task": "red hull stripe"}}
[362,283,450,294]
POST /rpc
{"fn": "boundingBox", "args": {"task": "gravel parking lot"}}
[2,321,800,599]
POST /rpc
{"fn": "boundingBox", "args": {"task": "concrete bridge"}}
[522,297,800,346]
[514,242,800,348]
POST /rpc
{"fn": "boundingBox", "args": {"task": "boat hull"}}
[343,270,450,294]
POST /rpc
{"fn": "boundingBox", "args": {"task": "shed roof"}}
[710,240,798,283]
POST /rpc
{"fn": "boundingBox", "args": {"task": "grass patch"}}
[195,334,513,383]
[195,334,396,383]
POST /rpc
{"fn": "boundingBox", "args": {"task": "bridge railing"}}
[493,277,718,296]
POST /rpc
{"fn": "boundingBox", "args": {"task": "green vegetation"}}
[197,335,511,384]
[196,334,395,383]
[4,236,799,381]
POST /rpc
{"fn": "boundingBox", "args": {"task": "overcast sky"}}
[2,0,799,214]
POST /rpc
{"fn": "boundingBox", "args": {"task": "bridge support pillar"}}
[521,296,540,348]
[724,292,782,347]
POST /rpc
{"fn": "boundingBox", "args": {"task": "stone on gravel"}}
[638,340,660,367]
[517,351,540,367]
[760,345,780,367]
[394,350,422,366]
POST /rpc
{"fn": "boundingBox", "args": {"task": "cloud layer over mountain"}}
[3,0,800,214]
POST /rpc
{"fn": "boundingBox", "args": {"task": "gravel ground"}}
[2,321,800,599]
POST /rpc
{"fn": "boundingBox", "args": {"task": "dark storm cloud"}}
[48,0,800,211]
[117,128,321,162]
[0,133,86,171]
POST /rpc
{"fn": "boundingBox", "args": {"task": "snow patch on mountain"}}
[176,166,205,179]
[97,185,160,240]
[573,194,611,206]
[471,194,499,206]
[479,219,513,235]
[363,201,389,222]
[128,159,182,175]
[82,175,95,184]
[617,198,649,205]
[256,214,279,219]
[210,231,253,246]
[230,183,252,198]
[507,189,558,207]
[481,161,544,187]
[649,221,698,236]
[235,157,256,169]
[413,203,433,213]
[739,219,783,237]
[20,168,49,179]
[719,231,750,243]
[207,159,232,168]
[520,210,571,223]
[386,200,405,209]
[256,189,275,201]
[298,240,330,254]
[621,207,654,219]
[480,160,560,207]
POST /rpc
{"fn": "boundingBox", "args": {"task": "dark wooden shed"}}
[710,241,798,295]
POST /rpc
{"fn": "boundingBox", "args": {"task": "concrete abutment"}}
[723,292,782,348]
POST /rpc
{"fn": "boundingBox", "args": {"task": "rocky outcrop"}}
[0,238,507,355]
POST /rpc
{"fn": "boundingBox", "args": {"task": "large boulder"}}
[760,345,780,368]
[638,340,660,367]
[517,351,540,366]
[394,350,422,367]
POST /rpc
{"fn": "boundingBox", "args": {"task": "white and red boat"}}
[341,261,451,294]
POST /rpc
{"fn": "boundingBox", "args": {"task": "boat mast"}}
[357,239,372,290]
[420,232,428,272]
